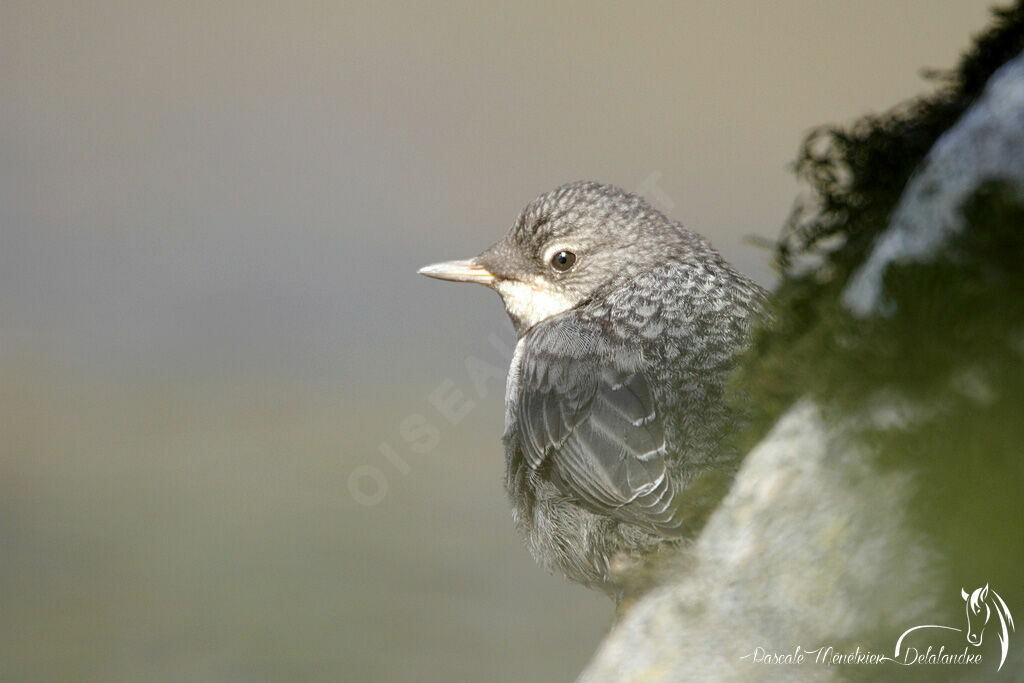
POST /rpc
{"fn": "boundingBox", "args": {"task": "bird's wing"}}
[513,315,683,535]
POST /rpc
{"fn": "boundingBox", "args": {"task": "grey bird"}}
[419,182,766,598]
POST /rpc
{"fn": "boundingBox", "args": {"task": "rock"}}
[844,50,1024,316]
[581,401,937,682]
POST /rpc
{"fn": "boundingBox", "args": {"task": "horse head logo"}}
[961,584,1015,669]
[896,584,1015,671]
[963,585,990,646]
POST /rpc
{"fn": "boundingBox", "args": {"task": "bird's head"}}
[419,181,709,336]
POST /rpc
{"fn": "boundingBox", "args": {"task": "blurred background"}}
[0,2,996,681]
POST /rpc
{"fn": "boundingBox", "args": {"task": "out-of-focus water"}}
[0,354,608,681]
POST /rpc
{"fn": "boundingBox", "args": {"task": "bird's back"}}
[503,254,766,590]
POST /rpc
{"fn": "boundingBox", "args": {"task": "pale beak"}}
[417,258,496,286]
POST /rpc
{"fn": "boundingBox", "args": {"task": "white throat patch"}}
[494,278,574,331]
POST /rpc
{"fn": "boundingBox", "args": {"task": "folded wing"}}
[514,317,683,535]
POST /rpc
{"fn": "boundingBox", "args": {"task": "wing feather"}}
[514,316,683,535]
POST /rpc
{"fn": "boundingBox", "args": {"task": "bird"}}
[419,181,766,598]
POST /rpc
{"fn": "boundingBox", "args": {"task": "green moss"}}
[737,2,1024,440]
[731,3,1024,611]
[777,2,1024,277]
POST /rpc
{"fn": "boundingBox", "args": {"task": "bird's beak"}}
[417,258,496,286]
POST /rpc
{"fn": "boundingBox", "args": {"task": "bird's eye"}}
[550,250,576,272]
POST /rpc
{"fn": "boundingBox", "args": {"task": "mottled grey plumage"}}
[420,182,766,596]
